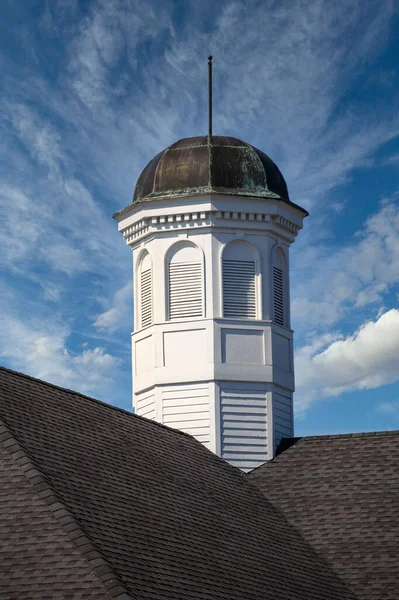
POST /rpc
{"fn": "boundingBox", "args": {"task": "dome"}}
[133,136,291,204]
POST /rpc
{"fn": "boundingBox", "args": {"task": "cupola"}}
[114,60,307,471]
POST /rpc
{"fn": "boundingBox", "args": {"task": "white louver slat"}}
[273,266,284,325]
[169,261,203,319]
[223,259,256,318]
[140,268,152,328]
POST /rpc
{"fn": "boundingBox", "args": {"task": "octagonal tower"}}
[114,135,307,471]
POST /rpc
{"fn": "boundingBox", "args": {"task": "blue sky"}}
[1,0,399,436]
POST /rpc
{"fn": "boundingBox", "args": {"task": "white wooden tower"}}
[114,133,307,471]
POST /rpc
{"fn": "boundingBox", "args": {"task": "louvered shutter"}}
[273,266,284,325]
[169,260,203,319]
[140,268,152,328]
[223,259,256,318]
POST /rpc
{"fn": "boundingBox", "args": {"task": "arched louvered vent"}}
[223,260,256,318]
[168,244,203,320]
[272,266,284,325]
[222,240,258,319]
[141,268,152,328]
[273,248,285,326]
[138,252,153,329]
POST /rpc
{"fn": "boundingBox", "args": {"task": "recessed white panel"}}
[222,329,264,365]
[163,329,206,367]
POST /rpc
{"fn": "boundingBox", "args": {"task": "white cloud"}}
[295,309,399,412]
[94,281,132,333]
[0,314,122,398]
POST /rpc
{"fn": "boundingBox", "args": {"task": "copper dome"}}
[132,136,291,204]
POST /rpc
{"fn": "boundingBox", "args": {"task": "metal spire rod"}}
[208,55,213,137]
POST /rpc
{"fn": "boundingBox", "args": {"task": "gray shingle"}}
[0,367,354,600]
[0,443,112,600]
[248,433,399,600]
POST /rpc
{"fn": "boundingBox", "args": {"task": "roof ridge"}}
[249,430,399,473]
[301,430,399,440]
[0,415,133,600]
[0,365,192,440]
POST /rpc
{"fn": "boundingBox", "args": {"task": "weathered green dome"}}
[133,136,290,204]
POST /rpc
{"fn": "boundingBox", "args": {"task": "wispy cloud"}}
[0,313,122,398]
[376,400,399,417]
[31,0,398,208]
[0,100,121,277]
[0,0,398,421]
[292,197,399,414]
[163,0,398,207]
[292,198,399,329]
[382,153,399,165]
[94,281,132,333]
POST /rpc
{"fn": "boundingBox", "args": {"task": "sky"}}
[1,0,399,437]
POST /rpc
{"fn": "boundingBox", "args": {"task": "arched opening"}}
[167,242,204,320]
[272,247,286,326]
[222,240,259,319]
[137,251,153,329]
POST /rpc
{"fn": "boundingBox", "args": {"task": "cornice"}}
[121,209,300,245]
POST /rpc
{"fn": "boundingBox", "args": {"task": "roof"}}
[131,135,294,204]
[0,366,354,600]
[248,432,399,600]
[0,441,112,599]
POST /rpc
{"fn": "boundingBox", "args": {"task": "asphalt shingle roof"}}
[0,366,354,600]
[248,432,399,600]
[0,442,111,600]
